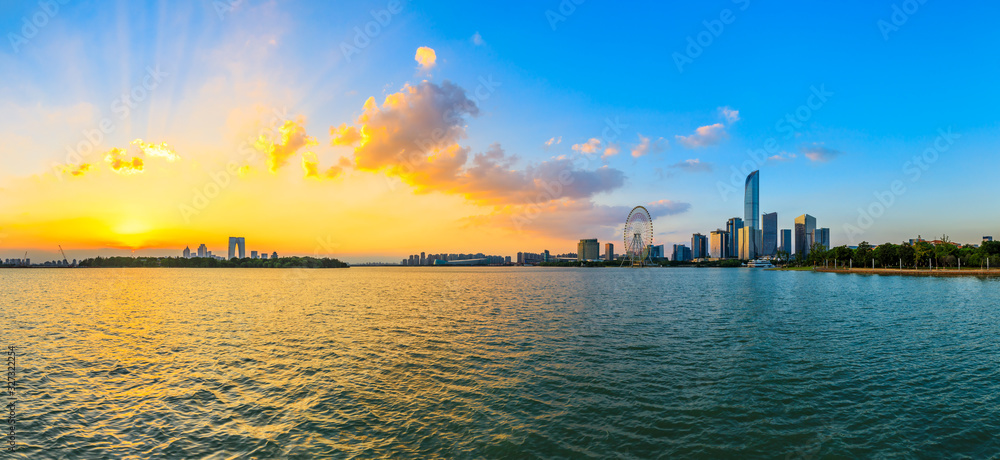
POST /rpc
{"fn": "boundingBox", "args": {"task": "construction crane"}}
[58,245,69,266]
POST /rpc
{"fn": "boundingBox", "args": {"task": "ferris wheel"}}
[623,206,654,267]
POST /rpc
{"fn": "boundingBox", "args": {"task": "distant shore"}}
[815,267,1000,277]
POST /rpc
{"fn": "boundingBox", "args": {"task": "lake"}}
[2,267,1000,458]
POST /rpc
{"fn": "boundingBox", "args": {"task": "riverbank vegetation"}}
[78,256,349,268]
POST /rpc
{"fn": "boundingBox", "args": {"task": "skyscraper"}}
[604,243,615,261]
[691,233,708,259]
[228,237,246,259]
[420,252,426,265]
[577,239,600,261]
[780,229,792,256]
[795,214,816,257]
[197,244,207,258]
[672,244,691,262]
[762,212,777,257]
[710,229,728,258]
[183,246,191,258]
[744,170,760,259]
[815,228,831,250]
[726,217,743,259]
[251,250,258,259]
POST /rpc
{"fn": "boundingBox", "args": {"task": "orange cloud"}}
[69,163,92,177]
[415,46,436,70]
[105,148,144,174]
[255,118,317,173]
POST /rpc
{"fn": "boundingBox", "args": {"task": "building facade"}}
[228,237,246,260]
[780,229,792,256]
[815,227,831,251]
[762,212,778,257]
[727,217,743,259]
[794,214,816,257]
[744,170,760,259]
[672,244,692,262]
[710,230,729,259]
[577,239,600,261]
[604,243,615,261]
[691,233,708,259]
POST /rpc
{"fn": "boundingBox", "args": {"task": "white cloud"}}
[544,136,561,149]
[630,134,668,158]
[799,143,842,162]
[571,138,601,154]
[675,123,727,149]
[720,106,740,124]
[415,46,437,71]
[668,158,713,173]
[471,32,484,46]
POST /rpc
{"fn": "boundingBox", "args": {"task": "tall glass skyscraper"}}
[762,212,777,256]
[726,218,743,259]
[744,170,760,259]
[795,214,816,257]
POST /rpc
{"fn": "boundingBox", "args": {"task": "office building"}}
[985,236,994,243]
[577,239,600,261]
[261,253,268,260]
[672,244,692,262]
[228,237,246,260]
[710,229,729,258]
[762,212,778,257]
[727,217,743,259]
[744,170,760,258]
[604,243,615,261]
[691,233,708,259]
[251,251,258,259]
[183,246,191,258]
[650,244,665,259]
[197,244,207,258]
[815,228,831,251]
[795,214,816,257]
[780,229,792,256]
[739,226,762,260]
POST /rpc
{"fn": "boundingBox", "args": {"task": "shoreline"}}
[815,267,1000,277]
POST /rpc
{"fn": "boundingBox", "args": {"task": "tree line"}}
[78,256,350,268]
[791,238,1000,269]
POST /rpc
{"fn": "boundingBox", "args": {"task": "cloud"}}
[105,148,144,174]
[255,118,317,173]
[646,199,692,218]
[69,163,92,177]
[675,123,727,149]
[767,151,797,163]
[668,158,713,173]
[130,140,178,161]
[572,138,601,154]
[631,134,668,158]
[800,143,842,162]
[720,106,740,124]
[602,143,620,158]
[415,46,437,71]
[471,32,484,46]
[330,123,362,146]
[328,81,627,206]
[544,136,561,149]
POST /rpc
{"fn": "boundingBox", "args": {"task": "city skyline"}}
[2,2,999,264]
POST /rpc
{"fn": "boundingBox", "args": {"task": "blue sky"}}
[1,0,999,261]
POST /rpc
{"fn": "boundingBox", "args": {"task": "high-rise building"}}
[251,251,258,259]
[261,253,268,260]
[739,226,762,260]
[710,229,728,258]
[815,228,831,250]
[795,214,816,257]
[271,251,278,260]
[762,212,778,257]
[577,239,600,261]
[672,244,692,262]
[649,244,665,259]
[420,252,426,265]
[744,170,760,258]
[197,244,207,258]
[985,236,994,243]
[691,233,708,259]
[183,246,191,258]
[780,229,792,256]
[228,237,246,260]
[604,243,615,261]
[727,217,743,259]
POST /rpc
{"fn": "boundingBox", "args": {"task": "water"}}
[2,267,1000,458]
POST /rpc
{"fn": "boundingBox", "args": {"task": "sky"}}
[1,0,998,263]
